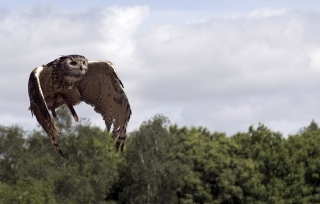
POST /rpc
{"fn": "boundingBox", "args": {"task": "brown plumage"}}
[28,55,132,158]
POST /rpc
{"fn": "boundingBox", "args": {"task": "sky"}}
[1,0,320,136]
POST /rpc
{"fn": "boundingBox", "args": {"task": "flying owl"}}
[28,55,132,158]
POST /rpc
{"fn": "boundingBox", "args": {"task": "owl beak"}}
[80,66,83,71]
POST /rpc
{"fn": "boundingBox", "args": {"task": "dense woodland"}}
[1,107,320,203]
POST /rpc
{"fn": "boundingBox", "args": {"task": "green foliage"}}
[300,119,320,133]
[2,109,320,203]
[119,115,189,204]
[0,107,123,203]
[286,126,320,203]
[0,125,26,184]
[53,120,122,204]
[0,179,57,204]
[54,106,73,133]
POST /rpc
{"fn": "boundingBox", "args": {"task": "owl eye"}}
[83,61,86,65]
[69,61,77,66]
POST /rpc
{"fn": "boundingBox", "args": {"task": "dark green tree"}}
[287,121,320,203]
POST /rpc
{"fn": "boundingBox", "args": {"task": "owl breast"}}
[64,75,84,83]
[64,75,84,89]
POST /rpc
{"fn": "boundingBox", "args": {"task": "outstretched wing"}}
[28,67,66,158]
[77,61,132,151]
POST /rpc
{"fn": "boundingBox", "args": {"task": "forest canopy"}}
[1,106,320,203]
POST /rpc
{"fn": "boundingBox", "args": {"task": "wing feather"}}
[100,77,115,130]
[77,61,132,151]
[28,67,66,158]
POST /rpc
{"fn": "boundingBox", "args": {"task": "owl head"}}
[46,55,89,82]
[62,55,88,77]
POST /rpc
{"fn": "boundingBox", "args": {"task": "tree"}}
[174,126,253,204]
[300,120,319,133]
[47,107,124,203]
[119,115,189,204]
[0,106,125,203]
[0,125,26,184]
[287,123,320,203]
[0,178,57,204]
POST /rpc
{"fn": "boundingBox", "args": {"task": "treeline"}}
[1,107,320,203]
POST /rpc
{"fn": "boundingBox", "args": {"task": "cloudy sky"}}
[1,0,320,136]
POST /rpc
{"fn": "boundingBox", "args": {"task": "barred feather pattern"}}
[78,61,132,151]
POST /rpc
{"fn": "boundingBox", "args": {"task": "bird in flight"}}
[28,55,131,158]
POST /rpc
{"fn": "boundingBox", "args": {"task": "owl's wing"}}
[28,67,65,158]
[77,61,132,151]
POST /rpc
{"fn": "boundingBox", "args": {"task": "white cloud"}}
[131,9,320,135]
[309,49,320,71]
[248,8,287,19]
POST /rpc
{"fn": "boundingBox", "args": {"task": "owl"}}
[28,55,132,158]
